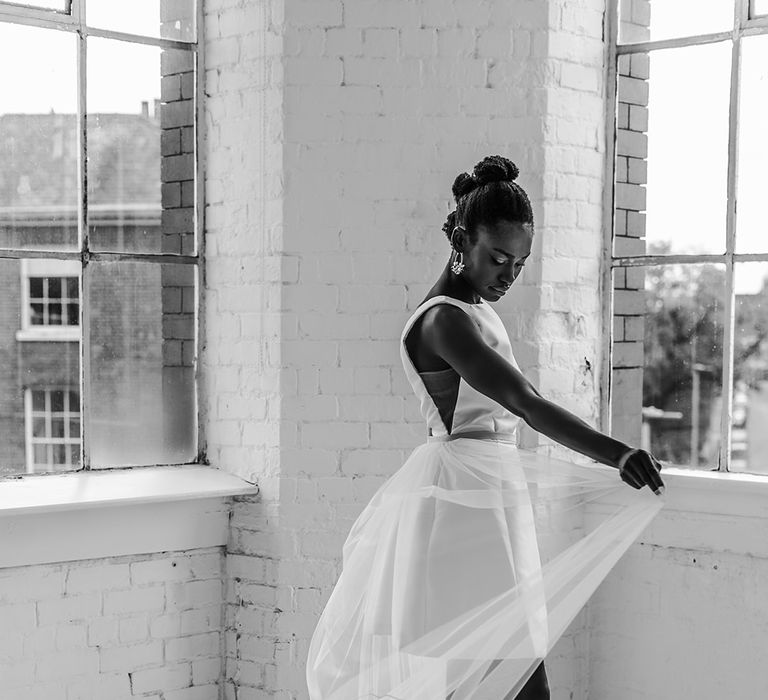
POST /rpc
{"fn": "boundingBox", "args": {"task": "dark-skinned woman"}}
[306,155,665,700]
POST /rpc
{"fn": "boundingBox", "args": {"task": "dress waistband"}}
[427,430,517,444]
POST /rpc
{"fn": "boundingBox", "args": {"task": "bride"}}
[306,155,665,700]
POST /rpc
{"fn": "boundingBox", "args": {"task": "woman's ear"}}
[451,225,468,252]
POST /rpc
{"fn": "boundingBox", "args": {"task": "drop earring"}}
[450,250,465,275]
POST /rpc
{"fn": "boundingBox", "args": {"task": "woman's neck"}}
[426,262,482,305]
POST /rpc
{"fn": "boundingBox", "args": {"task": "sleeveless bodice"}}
[400,295,523,438]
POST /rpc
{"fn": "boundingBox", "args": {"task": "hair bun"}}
[451,172,478,200]
[473,155,519,186]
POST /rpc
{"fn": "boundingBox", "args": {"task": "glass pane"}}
[611,263,726,469]
[29,278,43,298]
[51,418,65,438]
[736,35,768,253]
[32,390,46,411]
[30,304,44,324]
[1,0,67,9]
[0,260,80,476]
[33,445,49,465]
[50,389,65,412]
[618,0,733,44]
[32,417,46,438]
[67,277,79,298]
[732,262,768,473]
[87,38,195,255]
[87,0,196,42]
[89,261,197,467]
[0,24,78,250]
[52,444,67,465]
[47,277,62,298]
[754,0,768,17]
[67,302,79,325]
[615,42,731,256]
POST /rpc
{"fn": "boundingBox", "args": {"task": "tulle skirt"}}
[306,436,664,700]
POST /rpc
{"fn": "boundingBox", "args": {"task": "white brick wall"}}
[0,549,224,699]
[588,500,768,699]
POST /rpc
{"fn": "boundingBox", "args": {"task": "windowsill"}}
[0,465,259,569]
[16,327,79,342]
[648,465,768,519]
[590,463,768,517]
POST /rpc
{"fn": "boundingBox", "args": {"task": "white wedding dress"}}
[306,295,665,699]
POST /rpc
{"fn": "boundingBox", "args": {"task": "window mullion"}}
[76,13,90,470]
[718,7,746,472]
[601,0,620,436]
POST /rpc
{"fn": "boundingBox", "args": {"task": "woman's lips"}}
[490,286,510,294]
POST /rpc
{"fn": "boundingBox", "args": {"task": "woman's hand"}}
[617,447,665,495]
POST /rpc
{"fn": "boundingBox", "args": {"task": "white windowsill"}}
[0,465,259,569]
[16,327,79,342]
[586,463,768,516]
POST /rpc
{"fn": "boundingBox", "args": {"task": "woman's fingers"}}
[622,450,665,494]
[638,452,665,493]
[619,465,642,489]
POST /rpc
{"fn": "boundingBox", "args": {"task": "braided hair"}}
[442,155,534,246]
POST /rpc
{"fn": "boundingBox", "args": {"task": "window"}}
[606,1,768,473]
[24,387,80,472]
[0,0,201,476]
[17,259,80,341]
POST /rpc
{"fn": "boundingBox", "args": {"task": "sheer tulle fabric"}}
[306,437,664,699]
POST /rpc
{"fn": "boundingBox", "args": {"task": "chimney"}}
[141,101,149,118]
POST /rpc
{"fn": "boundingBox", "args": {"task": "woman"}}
[306,155,665,700]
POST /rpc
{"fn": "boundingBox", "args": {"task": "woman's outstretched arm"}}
[421,304,664,492]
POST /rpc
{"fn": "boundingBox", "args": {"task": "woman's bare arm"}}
[422,304,664,491]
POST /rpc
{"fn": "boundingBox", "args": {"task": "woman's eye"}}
[492,257,506,265]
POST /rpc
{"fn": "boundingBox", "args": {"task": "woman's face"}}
[455,219,533,302]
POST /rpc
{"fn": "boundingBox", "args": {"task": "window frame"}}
[0,0,206,471]
[602,0,768,473]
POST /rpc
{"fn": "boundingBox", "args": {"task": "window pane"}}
[32,417,46,438]
[0,24,78,250]
[736,35,768,253]
[87,0,196,42]
[618,0,733,44]
[1,1,68,9]
[47,277,62,298]
[611,263,726,469]
[615,42,731,257]
[753,0,768,17]
[48,303,63,324]
[33,445,49,466]
[30,303,44,324]
[51,389,65,412]
[0,258,81,475]
[732,262,768,473]
[29,278,44,298]
[67,302,79,325]
[32,390,46,411]
[87,38,195,255]
[89,261,196,467]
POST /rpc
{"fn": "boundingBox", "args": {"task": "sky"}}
[642,0,768,294]
[0,2,766,292]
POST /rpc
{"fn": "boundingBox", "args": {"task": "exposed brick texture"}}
[0,549,224,699]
